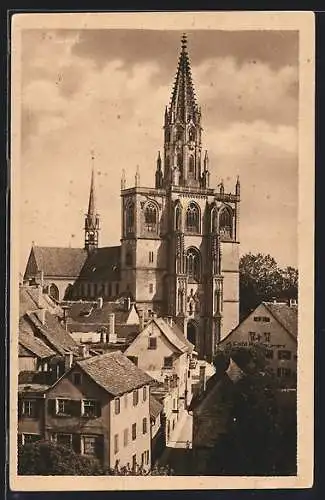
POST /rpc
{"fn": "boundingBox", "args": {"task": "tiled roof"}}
[66,300,133,327]
[24,246,87,278]
[149,395,163,418]
[19,332,56,359]
[76,351,153,396]
[170,321,194,351]
[26,310,80,356]
[19,286,63,316]
[154,317,193,353]
[77,246,121,281]
[18,383,50,394]
[263,302,298,339]
[18,370,53,386]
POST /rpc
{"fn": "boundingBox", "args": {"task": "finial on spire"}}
[181,33,187,51]
[121,169,126,190]
[135,165,140,187]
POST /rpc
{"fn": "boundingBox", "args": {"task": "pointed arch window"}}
[219,207,233,239]
[211,208,218,233]
[186,248,201,282]
[125,202,134,234]
[186,202,200,233]
[175,204,182,231]
[144,202,158,233]
[177,152,183,173]
[188,127,196,142]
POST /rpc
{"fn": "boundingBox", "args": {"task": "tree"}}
[18,441,105,475]
[18,441,174,476]
[239,253,298,319]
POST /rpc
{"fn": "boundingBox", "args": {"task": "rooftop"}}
[76,351,153,396]
[19,331,56,359]
[263,301,298,339]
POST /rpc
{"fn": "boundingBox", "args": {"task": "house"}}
[64,297,140,345]
[19,332,56,374]
[41,351,153,471]
[218,301,298,384]
[149,395,164,464]
[18,284,85,380]
[124,316,194,443]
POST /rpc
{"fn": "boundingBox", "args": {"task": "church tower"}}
[84,153,99,253]
[120,34,240,360]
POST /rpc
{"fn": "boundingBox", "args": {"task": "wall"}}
[18,394,45,437]
[109,384,151,471]
[220,303,297,378]
[45,366,112,467]
[19,355,37,373]
[124,321,178,373]
[221,242,240,338]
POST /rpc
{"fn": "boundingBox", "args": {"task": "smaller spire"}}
[87,150,96,217]
[155,152,163,189]
[135,165,140,187]
[219,179,224,194]
[157,151,162,169]
[121,169,126,190]
[236,175,240,196]
[204,150,209,171]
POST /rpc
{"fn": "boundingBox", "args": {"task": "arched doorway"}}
[187,320,197,348]
[49,283,59,301]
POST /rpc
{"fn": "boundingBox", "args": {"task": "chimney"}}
[64,352,73,371]
[108,313,117,343]
[125,297,131,311]
[166,316,173,327]
[100,328,107,343]
[139,311,145,331]
[37,308,46,325]
[199,364,207,393]
[79,345,88,358]
[97,297,103,309]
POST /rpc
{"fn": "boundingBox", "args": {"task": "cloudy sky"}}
[19,28,298,273]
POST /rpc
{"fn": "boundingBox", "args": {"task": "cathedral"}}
[24,34,240,360]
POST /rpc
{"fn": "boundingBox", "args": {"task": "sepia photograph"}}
[10,11,314,490]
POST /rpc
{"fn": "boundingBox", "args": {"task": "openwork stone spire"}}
[169,33,198,123]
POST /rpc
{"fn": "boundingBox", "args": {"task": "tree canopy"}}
[18,441,174,476]
[239,252,298,319]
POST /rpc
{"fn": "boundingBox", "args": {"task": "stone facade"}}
[120,36,240,360]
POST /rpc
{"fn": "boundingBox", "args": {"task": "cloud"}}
[19,29,299,272]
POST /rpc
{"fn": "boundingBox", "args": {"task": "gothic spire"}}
[85,150,99,252]
[169,33,198,123]
[87,151,96,223]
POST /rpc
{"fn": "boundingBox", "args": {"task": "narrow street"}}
[158,410,194,475]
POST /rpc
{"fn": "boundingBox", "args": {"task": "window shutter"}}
[47,399,56,416]
[95,435,104,460]
[18,399,23,418]
[72,434,81,454]
[96,401,102,418]
[71,400,82,417]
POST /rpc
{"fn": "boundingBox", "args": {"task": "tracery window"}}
[175,204,182,231]
[186,202,200,233]
[125,202,134,234]
[188,127,196,142]
[186,248,201,282]
[144,202,158,232]
[219,207,233,239]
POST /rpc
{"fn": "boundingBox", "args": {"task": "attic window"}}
[73,373,82,385]
[148,337,157,350]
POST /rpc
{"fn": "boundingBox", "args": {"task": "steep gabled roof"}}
[19,286,62,317]
[149,395,163,419]
[77,246,121,281]
[25,310,80,355]
[76,351,153,397]
[263,302,298,339]
[24,246,87,279]
[154,317,193,354]
[67,300,133,326]
[19,332,56,359]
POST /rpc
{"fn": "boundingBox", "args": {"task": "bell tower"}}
[162,34,209,189]
[84,151,99,253]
